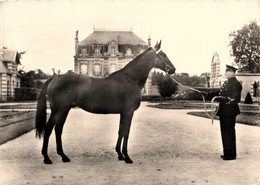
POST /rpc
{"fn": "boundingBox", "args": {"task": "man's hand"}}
[227,97,235,104]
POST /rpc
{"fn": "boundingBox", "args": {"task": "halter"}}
[151,47,172,74]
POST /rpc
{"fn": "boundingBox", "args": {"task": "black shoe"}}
[223,156,236,160]
[220,155,225,158]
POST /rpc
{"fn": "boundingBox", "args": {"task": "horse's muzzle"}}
[168,68,175,75]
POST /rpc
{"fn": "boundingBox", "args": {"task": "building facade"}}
[74,28,152,95]
[210,53,225,88]
[0,49,21,101]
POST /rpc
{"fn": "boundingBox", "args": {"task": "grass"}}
[148,100,260,127]
[0,117,36,145]
[187,112,260,127]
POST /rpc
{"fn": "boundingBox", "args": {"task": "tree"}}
[19,70,35,88]
[157,75,178,97]
[200,72,210,87]
[229,21,260,73]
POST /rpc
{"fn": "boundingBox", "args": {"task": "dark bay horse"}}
[36,41,175,164]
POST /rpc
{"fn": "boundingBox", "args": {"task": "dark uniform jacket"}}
[217,77,242,116]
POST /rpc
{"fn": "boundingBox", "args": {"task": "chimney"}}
[75,30,79,54]
[148,35,151,47]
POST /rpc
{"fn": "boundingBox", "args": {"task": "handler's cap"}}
[225,65,237,72]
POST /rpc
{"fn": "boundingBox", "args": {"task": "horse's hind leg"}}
[55,109,70,163]
[42,113,57,164]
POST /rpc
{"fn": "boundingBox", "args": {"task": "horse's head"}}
[153,41,176,75]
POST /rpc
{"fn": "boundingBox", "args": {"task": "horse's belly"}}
[78,101,122,114]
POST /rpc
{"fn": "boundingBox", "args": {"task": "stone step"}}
[240,111,260,117]
[239,103,260,111]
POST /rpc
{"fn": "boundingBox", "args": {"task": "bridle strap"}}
[156,51,171,73]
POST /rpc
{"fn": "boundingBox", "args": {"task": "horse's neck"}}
[122,51,156,89]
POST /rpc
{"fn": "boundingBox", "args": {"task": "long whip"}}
[166,74,222,124]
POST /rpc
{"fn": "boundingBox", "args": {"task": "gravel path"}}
[0,102,259,185]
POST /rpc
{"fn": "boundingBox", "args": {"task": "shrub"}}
[244,92,253,104]
[158,75,178,97]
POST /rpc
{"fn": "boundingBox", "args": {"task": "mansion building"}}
[74,28,152,94]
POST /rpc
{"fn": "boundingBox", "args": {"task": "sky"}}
[1,0,259,75]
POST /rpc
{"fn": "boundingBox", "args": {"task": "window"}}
[93,64,101,76]
[139,49,144,54]
[95,48,100,56]
[110,64,117,74]
[111,47,115,56]
[81,64,88,75]
[126,48,132,56]
[81,48,87,57]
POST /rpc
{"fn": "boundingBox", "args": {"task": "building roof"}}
[0,60,11,74]
[78,30,147,46]
[0,49,20,64]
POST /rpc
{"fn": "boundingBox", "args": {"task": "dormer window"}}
[111,47,116,56]
[95,48,100,56]
[126,48,132,56]
[81,48,87,57]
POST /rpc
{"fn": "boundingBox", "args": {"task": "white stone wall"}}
[236,73,260,102]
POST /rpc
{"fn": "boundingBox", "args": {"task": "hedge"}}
[178,87,220,100]
[142,88,220,101]
[14,88,40,101]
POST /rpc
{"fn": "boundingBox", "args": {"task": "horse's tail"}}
[35,77,53,139]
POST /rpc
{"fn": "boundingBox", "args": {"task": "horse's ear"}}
[154,41,159,51]
[158,40,161,50]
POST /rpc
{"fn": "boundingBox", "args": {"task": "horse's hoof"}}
[62,156,71,163]
[125,158,133,164]
[43,158,53,164]
[118,155,125,161]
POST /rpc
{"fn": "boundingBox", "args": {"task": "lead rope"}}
[166,74,224,124]
[153,50,220,124]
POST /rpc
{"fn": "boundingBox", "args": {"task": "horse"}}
[35,41,176,164]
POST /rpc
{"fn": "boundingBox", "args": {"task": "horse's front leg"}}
[116,116,125,161]
[121,112,134,164]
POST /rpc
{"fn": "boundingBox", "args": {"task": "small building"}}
[210,53,225,88]
[0,49,21,101]
[74,28,153,95]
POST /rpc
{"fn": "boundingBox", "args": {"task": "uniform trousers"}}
[219,115,237,157]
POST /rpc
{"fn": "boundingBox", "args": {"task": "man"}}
[216,65,242,160]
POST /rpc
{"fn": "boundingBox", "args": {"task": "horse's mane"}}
[109,48,153,77]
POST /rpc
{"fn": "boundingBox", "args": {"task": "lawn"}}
[148,100,260,127]
[0,111,36,145]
